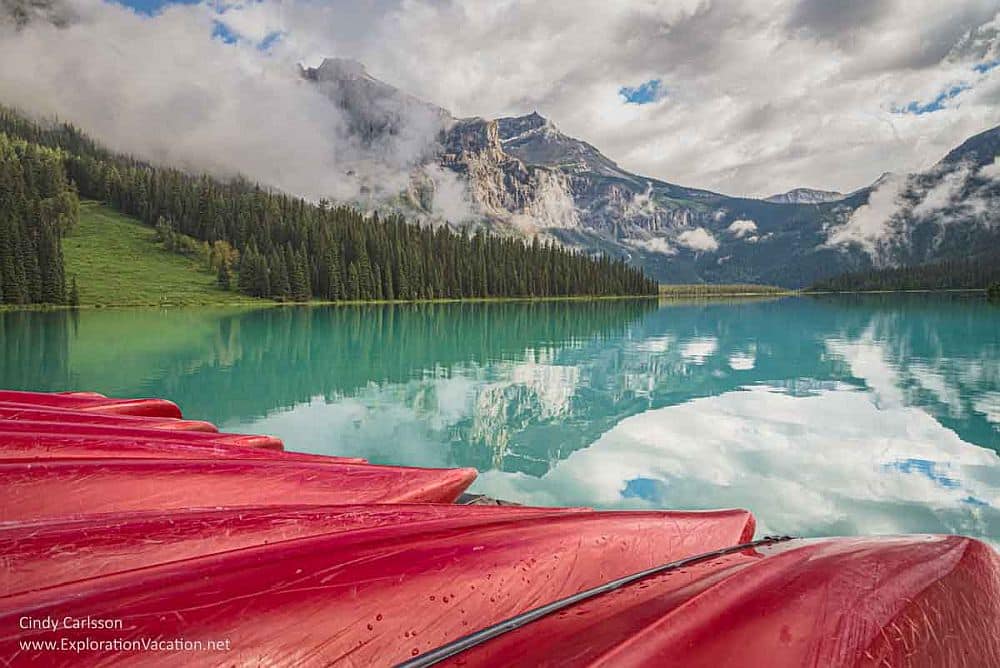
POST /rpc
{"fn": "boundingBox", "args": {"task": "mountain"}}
[764,188,845,204]
[302,59,999,288]
[826,125,1000,270]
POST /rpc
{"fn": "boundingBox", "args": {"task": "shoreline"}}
[0,293,659,312]
[1,287,991,312]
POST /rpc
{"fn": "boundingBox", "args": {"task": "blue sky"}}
[619,79,665,105]
[114,0,199,14]
[894,59,1000,115]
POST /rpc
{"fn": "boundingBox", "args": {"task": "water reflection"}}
[1,295,997,541]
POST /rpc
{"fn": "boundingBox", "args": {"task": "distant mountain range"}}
[302,58,1000,288]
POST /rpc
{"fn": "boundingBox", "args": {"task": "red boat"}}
[0,390,182,418]
[2,509,755,665]
[0,459,477,520]
[0,420,285,450]
[1,504,592,597]
[424,535,1000,668]
[0,429,363,463]
[0,405,217,431]
[2,390,998,667]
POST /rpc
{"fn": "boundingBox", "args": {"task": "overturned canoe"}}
[0,429,362,464]
[1,508,755,666]
[0,420,284,450]
[0,459,477,521]
[0,405,218,431]
[1,504,593,598]
[0,391,182,418]
[426,535,1000,668]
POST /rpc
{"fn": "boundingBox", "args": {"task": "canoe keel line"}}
[396,535,797,668]
[2,389,999,667]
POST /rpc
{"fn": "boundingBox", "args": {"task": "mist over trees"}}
[0,107,657,304]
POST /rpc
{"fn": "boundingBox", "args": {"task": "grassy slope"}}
[64,201,259,306]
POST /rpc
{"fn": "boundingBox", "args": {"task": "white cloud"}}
[473,385,1000,539]
[676,227,719,252]
[680,337,718,364]
[727,219,758,238]
[728,351,756,370]
[0,0,465,213]
[627,236,676,256]
[826,174,907,257]
[980,157,1000,179]
[3,0,999,202]
[321,0,1000,197]
[911,164,973,218]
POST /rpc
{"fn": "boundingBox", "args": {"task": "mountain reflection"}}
[1,294,997,541]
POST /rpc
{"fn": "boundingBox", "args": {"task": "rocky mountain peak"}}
[939,124,1000,168]
[497,111,550,140]
[309,57,369,82]
[764,187,845,204]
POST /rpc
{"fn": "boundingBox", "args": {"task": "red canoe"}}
[431,535,1000,668]
[1,504,592,598]
[0,459,477,521]
[0,405,218,431]
[0,420,284,450]
[1,509,755,666]
[0,390,182,418]
[0,429,363,464]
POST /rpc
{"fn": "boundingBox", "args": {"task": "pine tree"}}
[69,275,79,307]
[325,244,343,300]
[347,262,361,301]
[217,261,231,290]
[288,246,309,302]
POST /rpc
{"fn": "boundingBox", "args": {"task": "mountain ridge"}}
[300,58,999,288]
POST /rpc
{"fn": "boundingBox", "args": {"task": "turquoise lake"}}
[2,295,998,542]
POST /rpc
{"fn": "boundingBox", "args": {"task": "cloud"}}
[826,174,907,256]
[676,227,719,252]
[627,236,676,256]
[911,163,973,217]
[4,0,1000,203]
[980,156,1000,178]
[0,0,468,217]
[680,337,718,364]
[727,219,758,238]
[785,0,893,41]
[473,384,1000,539]
[308,0,1000,197]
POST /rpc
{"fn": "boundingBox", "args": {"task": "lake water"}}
[2,295,998,543]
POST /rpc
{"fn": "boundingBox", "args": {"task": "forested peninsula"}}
[0,107,657,306]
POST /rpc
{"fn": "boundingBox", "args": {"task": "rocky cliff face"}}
[304,59,1000,287]
[764,188,846,204]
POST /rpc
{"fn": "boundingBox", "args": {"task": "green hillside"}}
[63,201,258,306]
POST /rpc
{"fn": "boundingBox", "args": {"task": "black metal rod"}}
[395,535,796,667]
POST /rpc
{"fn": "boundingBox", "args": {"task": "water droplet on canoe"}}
[412,649,419,656]
[429,595,435,601]
[367,623,373,631]
[376,614,383,621]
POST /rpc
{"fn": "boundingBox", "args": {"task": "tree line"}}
[0,131,79,305]
[808,246,1000,294]
[0,107,658,304]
